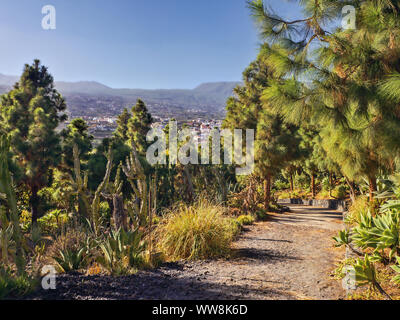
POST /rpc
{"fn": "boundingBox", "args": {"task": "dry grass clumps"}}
[156,199,239,261]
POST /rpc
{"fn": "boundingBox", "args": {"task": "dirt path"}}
[29,205,345,300]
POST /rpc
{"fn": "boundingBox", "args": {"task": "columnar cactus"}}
[70,144,90,219]
[102,164,127,231]
[122,142,148,225]
[0,134,25,275]
[122,142,157,228]
[71,144,113,234]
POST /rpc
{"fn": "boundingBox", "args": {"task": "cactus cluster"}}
[71,141,158,235]
[70,144,113,235]
[122,142,157,227]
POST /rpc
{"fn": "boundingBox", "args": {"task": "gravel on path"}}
[28,205,345,300]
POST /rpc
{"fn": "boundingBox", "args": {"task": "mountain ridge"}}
[0,73,241,119]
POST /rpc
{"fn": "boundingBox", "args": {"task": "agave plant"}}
[391,256,400,285]
[97,228,146,275]
[53,247,86,273]
[353,255,391,300]
[333,230,350,247]
[381,200,400,213]
[353,255,377,287]
[372,173,400,201]
[352,209,400,261]
[333,229,364,257]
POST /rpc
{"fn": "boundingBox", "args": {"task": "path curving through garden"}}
[29,204,345,300]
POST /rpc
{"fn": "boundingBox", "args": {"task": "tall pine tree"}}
[128,99,153,153]
[61,118,93,170]
[0,60,66,223]
[114,108,131,142]
[224,47,302,208]
[248,0,400,201]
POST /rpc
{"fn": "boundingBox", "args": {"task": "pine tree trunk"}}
[369,176,377,202]
[311,174,316,198]
[329,172,333,198]
[264,174,272,209]
[345,176,356,204]
[290,174,294,192]
[30,185,39,225]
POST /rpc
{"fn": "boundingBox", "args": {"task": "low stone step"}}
[277,198,348,211]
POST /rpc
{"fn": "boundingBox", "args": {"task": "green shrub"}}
[99,201,111,221]
[19,210,32,233]
[37,187,58,214]
[321,176,332,192]
[0,264,37,299]
[316,190,332,199]
[276,190,291,199]
[333,185,347,199]
[295,173,310,190]
[237,215,255,226]
[20,209,69,234]
[274,179,289,191]
[255,209,268,221]
[346,197,370,225]
[156,200,237,260]
[277,189,308,200]
[38,209,69,234]
[228,219,242,236]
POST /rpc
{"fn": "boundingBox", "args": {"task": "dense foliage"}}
[1,0,400,300]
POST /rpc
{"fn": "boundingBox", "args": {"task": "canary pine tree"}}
[114,108,131,142]
[128,99,153,153]
[224,47,302,208]
[255,110,302,207]
[61,118,93,171]
[298,127,321,199]
[0,60,66,224]
[248,0,400,201]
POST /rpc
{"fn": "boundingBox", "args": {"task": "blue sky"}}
[0,0,299,89]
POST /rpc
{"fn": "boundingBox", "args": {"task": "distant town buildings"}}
[65,115,223,146]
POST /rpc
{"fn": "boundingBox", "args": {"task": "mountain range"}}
[0,74,240,119]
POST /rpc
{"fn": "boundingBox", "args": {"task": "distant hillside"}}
[0,74,18,86]
[56,81,114,95]
[193,82,240,104]
[0,74,240,119]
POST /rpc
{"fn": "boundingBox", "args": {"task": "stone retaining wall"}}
[277,198,348,211]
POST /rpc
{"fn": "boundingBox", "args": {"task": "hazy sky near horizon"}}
[0,0,300,89]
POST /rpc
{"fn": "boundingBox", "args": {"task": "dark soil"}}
[27,205,345,300]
